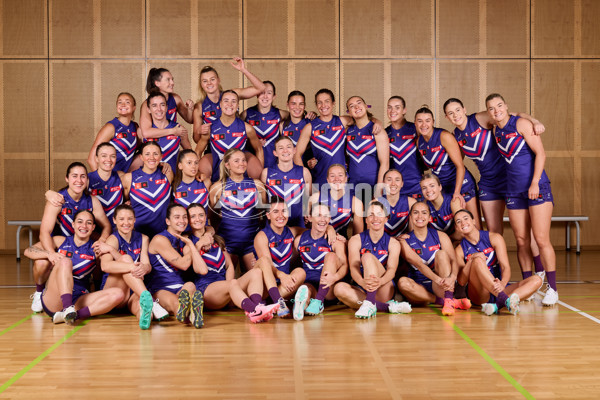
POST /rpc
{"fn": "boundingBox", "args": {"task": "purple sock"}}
[60,293,73,309]
[366,291,376,303]
[533,255,544,273]
[522,270,532,279]
[315,284,329,301]
[495,292,509,310]
[547,271,557,291]
[375,301,390,312]
[267,287,282,303]
[250,293,263,305]
[241,298,257,313]
[76,306,91,320]
[435,297,444,306]
[36,284,44,293]
[444,291,453,299]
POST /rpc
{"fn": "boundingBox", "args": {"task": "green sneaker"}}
[139,290,153,330]
[482,303,499,316]
[176,289,191,324]
[293,285,309,321]
[305,298,324,316]
[190,290,204,329]
[506,293,520,316]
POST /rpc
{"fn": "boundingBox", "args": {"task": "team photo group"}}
[24,57,558,331]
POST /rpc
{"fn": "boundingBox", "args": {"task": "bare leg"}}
[480,199,505,234]
[465,197,482,230]
[203,280,233,309]
[507,208,533,274]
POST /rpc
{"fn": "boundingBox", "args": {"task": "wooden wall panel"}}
[3,62,47,153]
[52,158,79,191]
[341,0,384,57]
[197,0,241,57]
[243,61,290,110]
[438,61,480,122]
[245,0,288,57]
[438,0,479,57]
[582,158,600,247]
[581,0,600,56]
[341,62,385,122]
[1,0,46,57]
[294,61,338,114]
[99,62,145,133]
[148,0,191,56]
[390,61,434,121]
[485,61,529,114]
[390,0,434,57]
[50,0,94,57]
[533,0,574,56]
[100,0,144,57]
[532,61,574,151]
[294,0,337,57]
[545,157,574,215]
[581,62,600,150]
[486,0,528,57]
[50,62,95,154]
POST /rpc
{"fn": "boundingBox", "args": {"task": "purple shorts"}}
[506,183,553,210]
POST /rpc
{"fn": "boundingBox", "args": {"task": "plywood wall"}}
[1,0,599,250]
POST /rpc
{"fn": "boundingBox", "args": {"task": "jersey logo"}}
[289,179,302,184]
[91,189,103,196]
[59,249,74,257]
[337,208,351,213]
[61,208,73,215]
[283,130,293,136]
[232,132,244,137]
[248,120,260,126]
[175,191,187,198]
[267,120,279,124]
[402,135,414,140]
[378,250,388,255]
[204,111,216,118]
[80,254,94,260]
[428,244,440,251]
[431,146,442,152]
[483,247,493,254]
[347,136,356,141]
[110,186,120,192]
[360,249,371,254]
[332,125,343,131]
[135,182,148,189]
[506,132,518,139]
[166,135,177,140]
[269,179,282,186]
[269,242,278,248]
[168,108,176,115]
[284,238,293,244]
[413,248,422,255]
[471,127,481,137]
[318,246,331,252]
[155,179,167,184]
[212,134,225,140]
[299,246,311,252]
[193,189,206,194]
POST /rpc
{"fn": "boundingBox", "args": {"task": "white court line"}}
[557,300,600,325]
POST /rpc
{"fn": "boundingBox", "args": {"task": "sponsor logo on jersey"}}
[91,189,103,196]
[347,136,356,141]
[299,246,311,252]
[267,120,278,124]
[360,248,371,254]
[244,188,256,192]
[135,181,148,189]
[506,132,518,139]
[443,214,453,221]
[232,132,244,137]
[378,250,388,255]
[397,211,409,217]
[155,179,167,184]
[332,125,343,131]
[166,135,177,140]
[284,238,293,244]
[193,189,206,194]
[110,186,120,192]
[413,248,422,255]
[431,146,442,152]
[248,120,260,126]
[168,108,176,115]
[402,135,414,140]
[175,191,187,198]
[204,111,216,118]
[313,129,325,136]
[483,247,493,254]
[61,208,73,215]
[361,135,372,140]
[289,179,302,184]
[318,246,331,252]
[212,134,225,140]
[337,208,351,213]
[269,242,278,248]
[133,248,141,254]
[471,127,481,137]
[116,133,128,139]
[269,179,282,186]
[80,254,94,260]
[59,249,74,257]
[428,244,440,251]
[283,130,293,136]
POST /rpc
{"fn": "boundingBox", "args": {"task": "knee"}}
[324,252,338,267]
[398,277,413,292]
[108,288,126,305]
[56,257,73,272]
[332,282,349,298]
[256,256,271,271]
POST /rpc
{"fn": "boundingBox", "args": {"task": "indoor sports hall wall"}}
[1,0,599,251]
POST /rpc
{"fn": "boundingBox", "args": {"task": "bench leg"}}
[575,221,581,254]
[566,221,571,251]
[16,225,23,261]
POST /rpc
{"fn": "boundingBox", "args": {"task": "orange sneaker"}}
[442,298,455,316]
[453,298,472,310]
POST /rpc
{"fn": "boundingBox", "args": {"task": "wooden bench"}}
[500,215,589,254]
[7,220,41,261]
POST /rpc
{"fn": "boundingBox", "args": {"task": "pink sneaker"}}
[248,303,280,323]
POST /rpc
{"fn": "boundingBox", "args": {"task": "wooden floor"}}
[1,251,599,399]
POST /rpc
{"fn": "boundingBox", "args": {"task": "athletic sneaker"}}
[536,270,546,283]
[506,292,520,315]
[442,298,455,316]
[31,292,43,313]
[176,289,191,323]
[293,285,309,321]
[277,298,290,318]
[355,300,377,319]
[305,299,324,316]
[542,285,559,306]
[248,303,280,323]
[453,298,472,310]
[387,300,412,314]
[481,303,499,316]
[53,305,77,325]
[139,290,153,330]
[152,299,169,321]
[190,290,204,329]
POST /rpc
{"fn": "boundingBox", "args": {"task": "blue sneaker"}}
[277,297,290,318]
[305,299,324,316]
[506,293,520,315]
[293,285,309,321]
[139,290,153,330]
[482,303,499,316]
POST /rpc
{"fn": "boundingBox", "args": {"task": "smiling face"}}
[267,202,289,228]
[200,70,220,96]
[316,92,334,118]
[420,177,442,202]
[287,95,306,119]
[257,82,275,109]
[224,150,247,176]
[141,143,162,170]
[220,92,239,117]
[383,170,404,196]
[309,204,331,234]
[149,95,167,122]
[454,210,475,235]
[114,208,135,236]
[415,111,434,136]
[273,137,295,162]
[166,206,188,234]
[178,152,199,178]
[444,101,467,128]
[346,96,367,119]
[486,96,509,124]
[72,211,95,241]
[387,98,406,123]
[154,71,174,93]
[95,145,117,173]
[366,203,388,232]
[187,205,207,232]
[326,165,347,190]
[116,94,135,117]
[409,202,430,229]
[66,166,88,195]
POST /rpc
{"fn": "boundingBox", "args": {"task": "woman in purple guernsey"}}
[454,209,543,315]
[333,201,411,319]
[443,97,545,235]
[187,203,279,325]
[385,96,424,198]
[197,90,264,182]
[376,169,416,238]
[172,150,211,209]
[25,210,124,325]
[345,95,389,188]
[88,92,140,173]
[486,93,558,306]
[420,172,462,241]
[397,202,471,316]
[414,106,480,226]
[122,141,174,238]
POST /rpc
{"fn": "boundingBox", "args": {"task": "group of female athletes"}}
[25,57,557,330]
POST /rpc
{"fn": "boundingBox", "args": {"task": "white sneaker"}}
[481,303,499,316]
[355,300,377,319]
[542,285,558,306]
[387,300,411,314]
[152,299,169,320]
[506,293,520,315]
[53,305,76,324]
[536,270,546,285]
[30,292,43,313]
[293,285,309,321]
